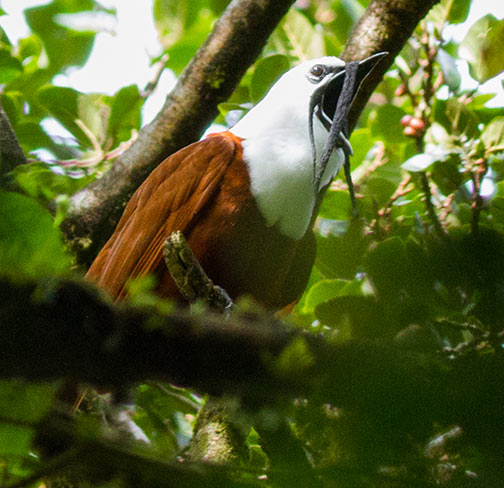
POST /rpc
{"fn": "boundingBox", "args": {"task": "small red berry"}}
[403,126,417,137]
[395,84,407,97]
[400,114,413,127]
[409,117,425,130]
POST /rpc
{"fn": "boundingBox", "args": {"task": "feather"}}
[86,132,243,300]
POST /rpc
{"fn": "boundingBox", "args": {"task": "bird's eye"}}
[310,65,326,79]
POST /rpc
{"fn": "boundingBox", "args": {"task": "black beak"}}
[319,52,388,128]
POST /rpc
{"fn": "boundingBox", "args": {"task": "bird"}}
[86,53,386,310]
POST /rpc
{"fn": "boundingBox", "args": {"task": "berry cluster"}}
[400,114,426,137]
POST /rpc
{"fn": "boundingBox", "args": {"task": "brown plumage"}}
[86,131,315,309]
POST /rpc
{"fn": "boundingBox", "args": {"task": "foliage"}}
[1,0,504,487]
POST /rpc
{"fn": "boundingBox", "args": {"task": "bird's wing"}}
[86,132,242,300]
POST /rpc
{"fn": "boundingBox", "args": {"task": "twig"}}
[436,319,487,337]
[141,54,169,100]
[75,119,104,157]
[470,158,487,234]
[378,174,413,218]
[162,231,233,313]
[420,172,445,239]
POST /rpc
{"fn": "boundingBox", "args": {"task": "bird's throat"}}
[237,132,343,240]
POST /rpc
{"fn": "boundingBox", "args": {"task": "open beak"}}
[318,52,388,129]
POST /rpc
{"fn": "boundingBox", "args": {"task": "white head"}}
[230,53,386,239]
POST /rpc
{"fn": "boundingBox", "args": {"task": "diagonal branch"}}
[342,0,440,130]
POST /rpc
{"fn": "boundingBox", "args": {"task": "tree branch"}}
[0,277,302,397]
[0,99,28,180]
[343,0,440,130]
[2,275,504,439]
[163,231,233,312]
[61,0,296,266]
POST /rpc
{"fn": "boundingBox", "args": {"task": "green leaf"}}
[18,35,42,61]
[0,48,22,84]
[437,48,461,92]
[154,0,208,49]
[481,116,504,155]
[0,380,54,456]
[0,91,23,127]
[370,105,407,144]
[315,295,383,339]
[460,15,504,83]
[250,54,290,103]
[431,158,463,195]
[315,219,370,280]
[0,425,33,456]
[14,122,54,153]
[302,279,347,314]
[24,1,102,73]
[218,102,250,118]
[13,162,92,200]
[433,99,450,133]
[490,195,504,225]
[349,128,375,168]
[107,85,142,145]
[402,153,437,173]
[0,25,11,46]
[133,383,200,454]
[0,191,71,279]
[364,236,409,298]
[38,86,111,147]
[446,98,479,137]
[327,0,364,45]
[365,177,397,207]
[429,0,471,25]
[163,9,215,74]
[455,201,472,224]
[274,9,325,61]
[37,86,83,142]
[318,190,353,220]
[0,380,58,423]
[274,336,315,379]
[79,93,112,146]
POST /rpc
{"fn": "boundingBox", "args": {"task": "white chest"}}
[237,125,344,240]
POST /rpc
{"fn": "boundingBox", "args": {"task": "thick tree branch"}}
[342,0,440,130]
[0,278,303,397]
[2,276,504,440]
[0,99,28,179]
[61,0,296,266]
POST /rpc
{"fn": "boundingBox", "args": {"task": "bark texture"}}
[0,100,28,179]
[342,0,440,129]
